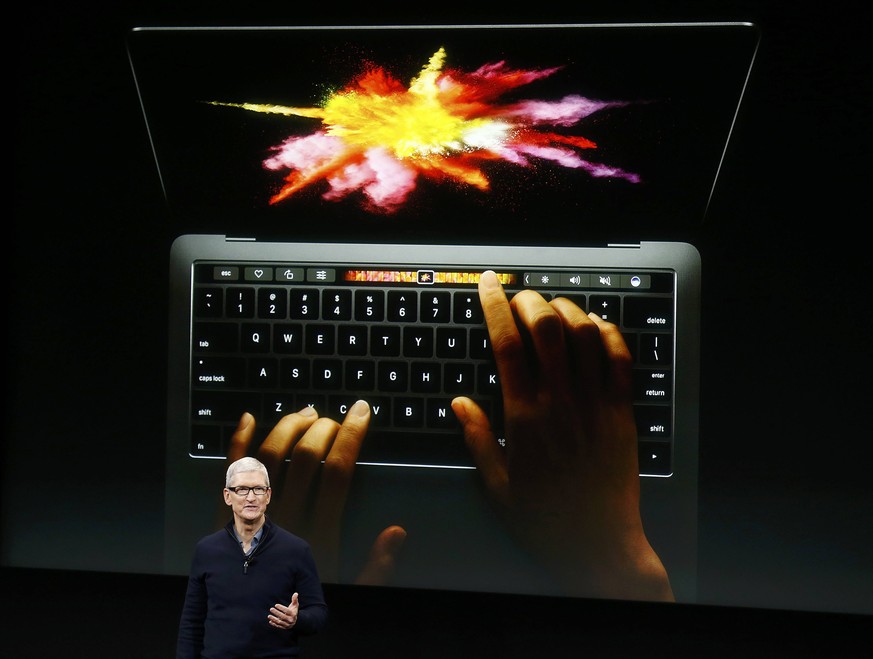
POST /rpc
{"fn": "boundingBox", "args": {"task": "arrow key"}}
[638,440,672,476]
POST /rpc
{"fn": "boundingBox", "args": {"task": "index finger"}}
[478,270,532,401]
[315,399,371,523]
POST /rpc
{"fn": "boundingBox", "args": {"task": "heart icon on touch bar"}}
[254,269,264,278]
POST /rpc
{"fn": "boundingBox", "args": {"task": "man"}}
[177,457,328,658]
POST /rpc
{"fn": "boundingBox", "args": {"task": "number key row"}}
[195,287,487,323]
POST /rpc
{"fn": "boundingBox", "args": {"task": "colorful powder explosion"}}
[209,47,639,213]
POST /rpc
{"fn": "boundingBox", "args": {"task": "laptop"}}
[128,23,759,601]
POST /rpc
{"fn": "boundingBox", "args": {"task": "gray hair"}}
[225,457,270,488]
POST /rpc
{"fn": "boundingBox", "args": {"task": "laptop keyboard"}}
[188,261,675,476]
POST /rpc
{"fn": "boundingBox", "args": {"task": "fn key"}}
[190,425,222,458]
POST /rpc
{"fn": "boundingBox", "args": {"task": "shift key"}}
[192,391,260,422]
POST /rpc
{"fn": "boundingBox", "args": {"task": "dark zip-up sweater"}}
[177,518,328,658]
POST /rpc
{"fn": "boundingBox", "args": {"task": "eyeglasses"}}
[227,486,269,496]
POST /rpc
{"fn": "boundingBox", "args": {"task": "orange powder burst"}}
[208,47,639,213]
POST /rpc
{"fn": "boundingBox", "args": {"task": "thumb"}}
[451,396,501,471]
[354,525,407,586]
[452,396,510,509]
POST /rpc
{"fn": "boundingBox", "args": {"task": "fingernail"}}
[298,405,317,417]
[237,412,253,431]
[350,399,370,417]
[451,398,468,423]
[479,270,499,289]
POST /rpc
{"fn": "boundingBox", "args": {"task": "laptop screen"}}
[128,23,758,246]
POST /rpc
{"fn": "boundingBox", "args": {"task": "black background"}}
[9,1,871,656]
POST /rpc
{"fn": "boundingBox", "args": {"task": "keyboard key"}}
[410,362,441,393]
[477,363,500,394]
[639,333,673,365]
[634,405,672,438]
[312,359,343,389]
[367,397,391,427]
[444,363,475,395]
[264,394,296,424]
[296,395,326,414]
[289,289,319,319]
[378,362,408,391]
[281,358,310,387]
[273,323,303,353]
[393,397,425,427]
[195,288,223,317]
[241,323,271,352]
[327,395,362,421]
[453,291,484,324]
[427,398,459,429]
[371,326,401,356]
[257,288,287,318]
[388,291,417,322]
[193,322,237,352]
[192,390,260,422]
[404,326,434,357]
[624,296,673,329]
[436,327,467,358]
[322,289,352,320]
[193,357,245,388]
[338,325,368,355]
[346,360,376,390]
[248,358,278,388]
[589,294,620,324]
[305,325,335,354]
[190,425,222,457]
[469,328,492,359]
[638,441,672,476]
[355,290,385,321]
[421,291,451,323]
[634,369,673,402]
[226,287,255,318]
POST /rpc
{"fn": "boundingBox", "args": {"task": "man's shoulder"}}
[264,519,310,549]
[195,526,232,549]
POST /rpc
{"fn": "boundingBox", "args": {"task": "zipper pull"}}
[244,559,249,574]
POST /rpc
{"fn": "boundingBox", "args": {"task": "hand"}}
[451,270,674,602]
[226,401,407,585]
[268,592,298,630]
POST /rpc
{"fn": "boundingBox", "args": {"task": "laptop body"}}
[128,23,759,602]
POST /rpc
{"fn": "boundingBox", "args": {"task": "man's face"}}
[223,472,271,524]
